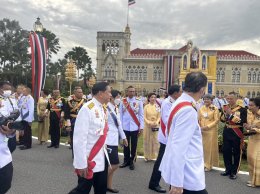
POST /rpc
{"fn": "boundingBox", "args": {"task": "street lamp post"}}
[34,17,43,33]
[56,72,61,90]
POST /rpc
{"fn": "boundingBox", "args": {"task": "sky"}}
[1,0,260,68]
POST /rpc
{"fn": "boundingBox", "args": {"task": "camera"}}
[0,109,23,130]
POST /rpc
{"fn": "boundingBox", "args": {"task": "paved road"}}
[7,140,259,194]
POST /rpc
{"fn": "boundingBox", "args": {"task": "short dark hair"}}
[42,89,49,96]
[92,82,109,95]
[156,94,160,98]
[74,86,82,91]
[111,90,120,98]
[0,81,12,89]
[127,85,135,90]
[183,72,207,93]
[228,91,237,97]
[147,93,156,102]
[168,85,181,95]
[250,97,260,107]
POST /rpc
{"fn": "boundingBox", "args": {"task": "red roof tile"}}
[130,48,259,58]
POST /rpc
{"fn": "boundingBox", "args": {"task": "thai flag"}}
[165,55,175,90]
[128,0,136,6]
[29,32,47,101]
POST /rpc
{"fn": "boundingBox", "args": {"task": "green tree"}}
[40,28,61,59]
[0,18,30,85]
[64,46,92,83]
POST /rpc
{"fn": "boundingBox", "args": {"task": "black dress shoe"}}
[19,146,31,150]
[220,171,230,176]
[54,145,59,148]
[229,174,237,180]
[149,185,166,193]
[47,144,54,148]
[119,162,130,168]
[107,188,119,193]
[129,163,135,170]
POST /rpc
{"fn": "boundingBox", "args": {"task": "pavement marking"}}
[32,136,249,175]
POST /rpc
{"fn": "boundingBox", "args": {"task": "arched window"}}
[158,70,162,81]
[258,72,260,83]
[252,91,256,98]
[143,69,147,80]
[232,71,236,82]
[220,90,224,97]
[257,91,260,97]
[247,91,251,98]
[153,69,157,81]
[183,55,187,70]
[111,70,114,77]
[202,55,207,70]
[134,69,138,80]
[236,71,240,83]
[253,72,257,83]
[216,90,219,97]
[126,69,129,80]
[248,71,251,82]
[130,69,134,80]
[217,71,220,82]
[139,69,142,81]
[105,69,108,77]
[221,71,225,82]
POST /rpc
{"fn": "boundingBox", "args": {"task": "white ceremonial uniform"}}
[119,97,144,131]
[243,97,249,107]
[158,96,175,145]
[213,98,222,110]
[73,98,107,172]
[106,102,126,146]
[0,95,20,167]
[160,92,205,191]
[20,95,34,122]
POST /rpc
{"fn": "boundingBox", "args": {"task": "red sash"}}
[160,118,166,136]
[75,120,108,179]
[123,98,140,128]
[156,99,161,108]
[167,102,192,135]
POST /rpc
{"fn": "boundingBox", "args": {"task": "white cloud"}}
[0,0,259,67]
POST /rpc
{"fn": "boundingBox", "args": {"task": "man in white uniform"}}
[149,85,182,193]
[69,82,111,194]
[0,81,20,193]
[160,72,208,194]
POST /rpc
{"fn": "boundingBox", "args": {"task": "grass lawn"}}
[31,122,248,172]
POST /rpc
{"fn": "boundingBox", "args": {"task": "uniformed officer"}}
[19,87,34,150]
[149,85,182,193]
[46,89,66,148]
[106,90,128,193]
[65,87,87,151]
[0,81,20,193]
[0,82,20,153]
[69,82,111,194]
[119,85,144,170]
[160,72,208,194]
[220,91,247,179]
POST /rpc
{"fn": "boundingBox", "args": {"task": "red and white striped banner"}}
[165,55,175,90]
[29,32,47,101]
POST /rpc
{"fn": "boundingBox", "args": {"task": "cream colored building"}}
[96,25,260,97]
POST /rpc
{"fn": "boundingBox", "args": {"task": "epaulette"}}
[88,102,95,110]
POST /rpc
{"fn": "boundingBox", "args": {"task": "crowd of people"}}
[0,71,259,194]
